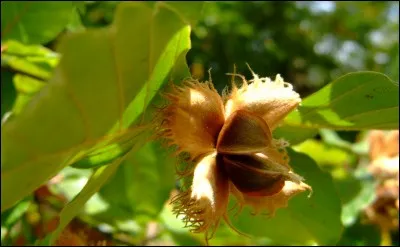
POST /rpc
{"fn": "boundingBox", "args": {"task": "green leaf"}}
[1,2,74,45]
[273,125,318,145]
[74,1,86,15]
[337,218,380,246]
[232,148,343,245]
[209,221,254,246]
[293,139,354,168]
[1,40,59,80]
[319,129,369,155]
[294,136,375,228]
[46,159,122,245]
[12,74,46,115]
[95,140,176,225]
[46,140,176,245]
[158,2,205,26]
[1,71,16,118]
[159,203,206,246]
[1,1,203,212]
[167,231,205,246]
[386,43,399,82]
[295,135,376,227]
[1,2,75,44]
[1,196,31,228]
[66,8,86,33]
[339,177,376,227]
[69,134,138,169]
[276,72,399,144]
[50,166,92,202]
[283,71,399,130]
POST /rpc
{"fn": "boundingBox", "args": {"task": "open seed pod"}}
[161,79,225,159]
[217,110,272,154]
[171,152,230,239]
[223,154,286,197]
[222,140,311,217]
[230,180,312,217]
[156,70,312,241]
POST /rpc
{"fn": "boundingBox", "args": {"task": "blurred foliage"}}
[1,1,399,246]
[187,1,399,95]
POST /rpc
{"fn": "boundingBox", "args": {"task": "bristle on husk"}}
[231,180,312,217]
[156,69,312,241]
[171,152,230,238]
[224,72,301,130]
[159,79,225,160]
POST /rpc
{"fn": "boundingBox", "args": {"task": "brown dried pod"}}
[222,154,285,197]
[369,130,399,160]
[367,130,399,179]
[171,152,230,239]
[223,151,311,216]
[217,110,272,154]
[156,69,312,241]
[161,79,225,159]
[230,180,312,217]
[364,130,399,241]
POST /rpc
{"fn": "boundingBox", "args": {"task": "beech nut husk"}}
[217,110,272,155]
[157,69,312,241]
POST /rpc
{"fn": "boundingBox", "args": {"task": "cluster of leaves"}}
[1,1,399,246]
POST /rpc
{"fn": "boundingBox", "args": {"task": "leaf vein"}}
[2,2,32,41]
[142,5,157,124]
[299,80,372,119]
[341,106,399,121]
[109,28,125,131]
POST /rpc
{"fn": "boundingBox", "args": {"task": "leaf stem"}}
[380,228,392,246]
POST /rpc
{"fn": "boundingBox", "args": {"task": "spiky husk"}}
[159,79,225,160]
[230,180,312,217]
[171,152,230,240]
[156,70,312,241]
[224,73,301,130]
[227,146,312,217]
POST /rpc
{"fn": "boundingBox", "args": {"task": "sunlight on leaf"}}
[97,141,176,225]
[1,2,74,44]
[47,158,122,245]
[293,139,354,168]
[12,74,46,115]
[276,72,399,144]
[285,72,399,130]
[1,1,203,212]
[1,40,59,80]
